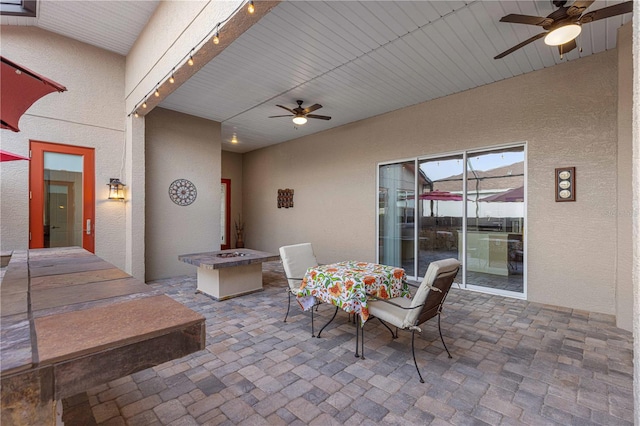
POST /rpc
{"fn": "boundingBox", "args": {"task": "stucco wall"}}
[222,151,243,248]
[125,0,243,112]
[616,23,633,331]
[145,108,221,281]
[0,27,127,269]
[243,49,623,316]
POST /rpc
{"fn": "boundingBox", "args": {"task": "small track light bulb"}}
[188,56,194,66]
[248,1,255,14]
[154,88,160,97]
[213,32,220,45]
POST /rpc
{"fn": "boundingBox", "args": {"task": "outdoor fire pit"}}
[179,249,280,300]
[216,252,247,258]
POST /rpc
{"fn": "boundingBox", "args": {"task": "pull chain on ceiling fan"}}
[494,0,633,59]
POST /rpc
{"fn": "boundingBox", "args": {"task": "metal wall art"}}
[169,179,197,206]
[555,167,575,202]
[278,188,294,208]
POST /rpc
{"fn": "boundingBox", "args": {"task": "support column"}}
[632,2,639,422]
[125,115,145,280]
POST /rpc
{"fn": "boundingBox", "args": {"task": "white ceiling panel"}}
[22,0,159,55]
[1,0,632,152]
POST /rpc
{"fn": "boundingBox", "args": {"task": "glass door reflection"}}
[466,148,524,293]
[417,156,463,280]
[44,152,83,248]
[378,161,415,277]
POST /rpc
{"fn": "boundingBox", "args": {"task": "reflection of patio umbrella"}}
[1,56,67,132]
[479,186,524,202]
[420,190,463,217]
[419,190,464,201]
[0,150,30,162]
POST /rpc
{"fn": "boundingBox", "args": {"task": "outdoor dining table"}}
[297,261,409,358]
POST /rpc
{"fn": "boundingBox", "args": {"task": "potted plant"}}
[235,214,244,248]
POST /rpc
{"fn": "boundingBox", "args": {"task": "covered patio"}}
[1,0,639,424]
[64,262,633,425]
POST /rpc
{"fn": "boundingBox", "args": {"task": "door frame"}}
[30,140,95,252]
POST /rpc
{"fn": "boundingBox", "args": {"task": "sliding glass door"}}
[378,161,415,277]
[417,155,463,280]
[378,145,525,297]
[465,148,525,294]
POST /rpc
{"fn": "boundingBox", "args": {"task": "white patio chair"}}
[366,258,460,383]
[279,243,321,336]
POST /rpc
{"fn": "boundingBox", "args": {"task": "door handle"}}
[86,219,91,235]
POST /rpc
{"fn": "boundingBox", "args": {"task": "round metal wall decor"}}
[169,179,197,206]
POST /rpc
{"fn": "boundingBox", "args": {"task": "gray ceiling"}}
[2,1,633,153]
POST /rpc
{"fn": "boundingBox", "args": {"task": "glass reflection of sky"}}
[420,152,523,181]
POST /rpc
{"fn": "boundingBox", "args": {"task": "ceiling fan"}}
[494,0,633,59]
[269,100,331,125]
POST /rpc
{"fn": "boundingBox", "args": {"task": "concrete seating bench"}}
[1,247,205,425]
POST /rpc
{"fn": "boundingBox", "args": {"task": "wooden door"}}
[30,141,95,252]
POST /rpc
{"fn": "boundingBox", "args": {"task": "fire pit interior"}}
[216,252,247,258]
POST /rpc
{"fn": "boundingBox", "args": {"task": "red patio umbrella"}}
[0,150,29,162]
[419,190,464,217]
[479,186,524,203]
[1,56,67,132]
[419,190,464,201]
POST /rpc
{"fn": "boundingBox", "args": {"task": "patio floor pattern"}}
[67,261,634,425]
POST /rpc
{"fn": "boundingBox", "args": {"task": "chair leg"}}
[284,290,291,322]
[317,306,339,338]
[377,318,397,339]
[438,314,452,359]
[411,330,425,384]
[311,303,315,337]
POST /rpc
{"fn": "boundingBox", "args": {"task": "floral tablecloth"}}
[297,261,409,325]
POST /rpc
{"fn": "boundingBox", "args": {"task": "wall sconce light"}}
[108,178,126,200]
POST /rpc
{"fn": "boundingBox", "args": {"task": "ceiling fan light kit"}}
[269,100,331,125]
[292,116,307,125]
[494,0,632,59]
[544,24,581,46]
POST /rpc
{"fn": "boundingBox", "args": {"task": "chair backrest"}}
[279,243,318,291]
[406,258,460,327]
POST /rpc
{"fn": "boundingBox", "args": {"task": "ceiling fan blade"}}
[494,32,546,59]
[276,105,296,114]
[566,0,595,16]
[499,14,553,26]
[268,115,293,118]
[306,114,331,120]
[579,1,632,23]
[303,103,322,114]
[558,39,577,55]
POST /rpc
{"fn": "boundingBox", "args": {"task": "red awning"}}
[0,150,30,162]
[1,56,67,132]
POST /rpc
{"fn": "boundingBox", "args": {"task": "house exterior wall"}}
[243,49,623,317]
[631,2,639,421]
[0,26,127,269]
[616,23,633,331]
[222,151,244,248]
[145,108,221,281]
[125,0,243,113]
